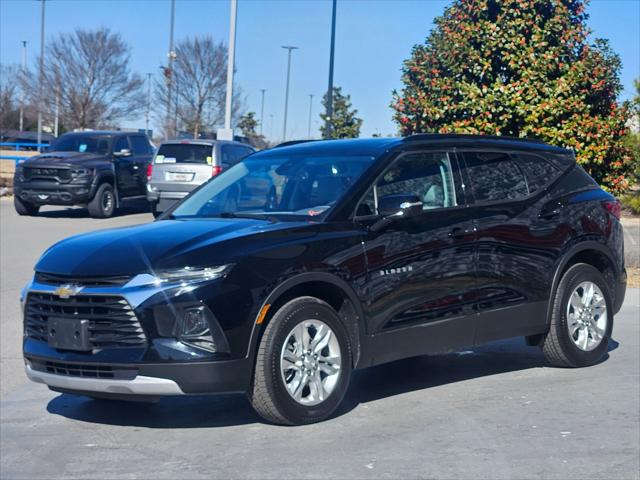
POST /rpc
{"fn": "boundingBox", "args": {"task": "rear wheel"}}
[541,263,613,367]
[88,183,115,218]
[249,297,352,425]
[14,196,40,216]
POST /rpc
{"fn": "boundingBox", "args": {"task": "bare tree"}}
[25,27,144,130]
[0,64,22,131]
[155,35,245,138]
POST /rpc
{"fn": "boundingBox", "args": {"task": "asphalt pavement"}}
[1,198,639,479]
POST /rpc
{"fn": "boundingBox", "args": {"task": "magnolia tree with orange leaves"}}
[392,0,634,193]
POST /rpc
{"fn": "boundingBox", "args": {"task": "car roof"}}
[159,139,253,147]
[257,134,571,158]
[58,130,144,137]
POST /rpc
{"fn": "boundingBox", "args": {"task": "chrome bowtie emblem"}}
[53,284,83,299]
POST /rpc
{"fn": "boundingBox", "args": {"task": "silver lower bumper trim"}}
[25,365,185,395]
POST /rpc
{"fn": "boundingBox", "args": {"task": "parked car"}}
[22,135,626,425]
[146,139,255,217]
[13,131,154,218]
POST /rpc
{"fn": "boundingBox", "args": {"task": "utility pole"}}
[19,41,27,132]
[281,45,298,142]
[259,88,266,136]
[308,94,314,138]
[36,0,45,150]
[54,78,59,137]
[145,73,152,134]
[165,0,176,138]
[325,0,337,139]
[220,0,238,140]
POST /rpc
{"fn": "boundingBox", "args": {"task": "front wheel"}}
[541,263,613,368]
[88,183,115,218]
[14,196,40,216]
[249,297,352,425]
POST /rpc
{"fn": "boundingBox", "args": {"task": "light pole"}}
[259,88,266,136]
[165,0,176,138]
[222,0,238,139]
[145,73,152,134]
[325,0,337,139]
[36,0,45,150]
[307,94,314,138]
[19,40,27,132]
[281,45,298,142]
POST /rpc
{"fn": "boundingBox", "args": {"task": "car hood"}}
[22,151,107,167]
[36,218,315,277]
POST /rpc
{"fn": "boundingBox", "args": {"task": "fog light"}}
[182,308,209,337]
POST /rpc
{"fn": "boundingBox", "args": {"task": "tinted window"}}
[113,136,129,153]
[463,152,528,202]
[359,152,458,216]
[51,134,111,155]
[172,154,375,219]
[155,144,213,164]
[130,136,151,155]
[220,145,235,167]
[516,153,559,193]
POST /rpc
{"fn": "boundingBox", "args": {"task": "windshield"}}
[156,143,213,164]
[51,134,111,155]
[171,154,375,220]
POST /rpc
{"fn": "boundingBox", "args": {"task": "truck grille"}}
[35,272,132,288]
[24,167,71,182]
[25,293,146,348]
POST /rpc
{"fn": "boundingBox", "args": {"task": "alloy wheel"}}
[566,281,608,352]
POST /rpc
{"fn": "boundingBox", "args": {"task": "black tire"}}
[88,183,116,218]
[14,196,40,216]
[541,263,613,368]
[150,201,161,218]
[249,297,352,425]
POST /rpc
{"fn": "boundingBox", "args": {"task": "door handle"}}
[449,227,473,239]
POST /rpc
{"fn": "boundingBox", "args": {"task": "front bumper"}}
[24,356,252,395]
[14,180,95,205]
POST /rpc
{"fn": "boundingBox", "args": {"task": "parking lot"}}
[1,198,639,479]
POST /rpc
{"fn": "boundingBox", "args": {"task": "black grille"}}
[28,358,138,380]
[24,167,71,182]
[25,293,146,348]
[35,272,131,287]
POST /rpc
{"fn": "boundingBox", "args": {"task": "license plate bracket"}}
[166,172,194,182]
[47,317,91,351]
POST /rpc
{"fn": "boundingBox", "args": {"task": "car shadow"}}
[46,337,619,428]
[37,199,151,219]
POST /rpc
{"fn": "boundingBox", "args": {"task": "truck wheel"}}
[14,196,40,216]
[541,263,613,368]
[88,183,115,218]
[249,297,352,425]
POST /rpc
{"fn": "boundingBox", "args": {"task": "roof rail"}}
[272,139,319,149]
[406,133,547,145]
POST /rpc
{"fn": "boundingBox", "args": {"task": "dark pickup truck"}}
[13,131,154,218]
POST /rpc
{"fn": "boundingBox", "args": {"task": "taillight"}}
[602,199,621,219]
[212,166,223,177]
[146,163,153,181]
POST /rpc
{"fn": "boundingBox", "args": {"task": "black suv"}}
[13,131,154,218]
[22,135,626,425]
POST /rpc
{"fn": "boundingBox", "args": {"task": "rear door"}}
[112,135,137,196]
[151,143,215,194]
[359,149,478,365]
[128,135,153,196]
[459,149,563,343]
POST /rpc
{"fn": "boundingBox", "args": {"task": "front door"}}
[112,136,136,196]
[358,150,478,366]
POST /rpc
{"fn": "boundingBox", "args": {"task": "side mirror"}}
[113,149,132,158]
[371,194,423,232]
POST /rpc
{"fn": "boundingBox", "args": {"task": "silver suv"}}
[146,139,255,216]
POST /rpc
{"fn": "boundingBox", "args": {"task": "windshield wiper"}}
[218,212,277,222]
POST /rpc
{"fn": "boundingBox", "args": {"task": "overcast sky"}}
[1,0,638,141]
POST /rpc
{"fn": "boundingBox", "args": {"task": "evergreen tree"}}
[392,0,633,193]
[320,87,363,139]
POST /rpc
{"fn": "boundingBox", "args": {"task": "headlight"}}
[155,264,233,285]
[71,168,93,177]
